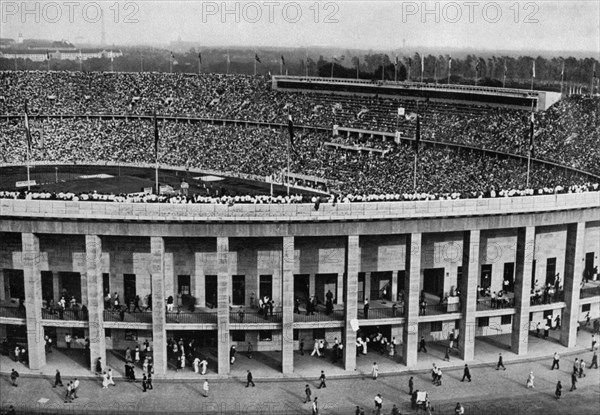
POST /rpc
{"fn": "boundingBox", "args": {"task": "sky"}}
[1,0,598,55]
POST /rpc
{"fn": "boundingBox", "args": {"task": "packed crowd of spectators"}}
[1,71,598,199]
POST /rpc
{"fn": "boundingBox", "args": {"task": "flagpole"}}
[331,61,334,78]
[447,58,451,84]
[286,128,290,196]
[434,58,437,85]
[560,62,564,95]
[140,50,143,72]
[526,103,534,188]
[413,103,420,193]
[24,106,31,191]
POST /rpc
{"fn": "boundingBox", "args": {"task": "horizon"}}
[1,1,598,58]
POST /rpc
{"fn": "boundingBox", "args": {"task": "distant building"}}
[0,49,123,62]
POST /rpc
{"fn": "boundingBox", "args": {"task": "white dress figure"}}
[526,372,535,388]
[193,357,200,374]
[107,368,115,386]
[200,359,208,375]
[102,372,109,389]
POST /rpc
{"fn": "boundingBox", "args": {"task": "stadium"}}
[1,69,599,389]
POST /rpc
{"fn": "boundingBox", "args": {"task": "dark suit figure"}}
[246,370,255,387]
[461,364,471,382]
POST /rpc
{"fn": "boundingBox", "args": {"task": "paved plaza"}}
[1,326,599,414]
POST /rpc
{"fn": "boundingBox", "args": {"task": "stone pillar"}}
[336,273,343,305]
[195,253,206,308]
[150,237,167,376]
[402,233,421,368]
[22,233,45,370]
[217,237,231,375]
[511,227,535,355]
[309,274,315,296]
[391,270,398,302]
[344,235,359,371]
[364,272,372,301]
[458,230,480,362]
[560,222,585,348]
[0,270,5,301]
[85,235,106,372]
[281,237,294,373]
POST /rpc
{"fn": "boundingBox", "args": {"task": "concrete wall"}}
[534,225,568,286]
[421,232,463,296]
[480,229,518,292]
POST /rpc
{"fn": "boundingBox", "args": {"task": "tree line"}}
[1,47,597,92]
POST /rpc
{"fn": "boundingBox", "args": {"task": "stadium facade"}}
[1,192,599,376]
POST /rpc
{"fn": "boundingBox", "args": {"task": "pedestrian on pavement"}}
[573,358,579,374]
[311,339,321,357]
[418,336,427,353]
[591,350,598,369]
[578,359,586,378]
[300,338,305,355]
[526,371,535,388]
[555,381,562,399]
[304,384,312,403]
[95,357,103,374]
[409,376,414,395]
[551,352,560,370]
[317,370,326,388]
[312,397,319,415]
[54,369,64,387]
[65,334,72,349]
[142,374,147,392]
[147,373,153,390]
[536,322,541,338]
[65,381,72,402]
[570,372,577,391]
[544,322,550,339]
[592,334,597,351]
[391,404,400,415]
[372,362,379,380]
[436,368,443,386]
[455,402,465,414]
[444,346,451,362]
[496,353,506,370]
[203,379,209,397]
[247,342,253,359]
[125,347,132,362]
[230,345,236,364]
[102,371,109,389]
[246,370,255,387]
[107,368,115,386]
[193,356,200,374]
[364,298,369,319]
[72,378,79,398]
[10,369,19,386]
[461,364,471,382]
[374,393,383,414]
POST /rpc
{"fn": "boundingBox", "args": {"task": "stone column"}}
[309,274,315,296]
[560,222,585,348]
[281,237,294,373]
[22,233,45,369]
[0,270,5,301]
[402,233,421,368]
[85,235,106,372]
[336,273,343,305]
[391,270,398,302]
[458,230,480,362]
[150,237,167,376]
[217,237,231,375]
[364,272,372,301]
[511,227,535,355]
[344,235,359,371]
[195,253,206,308]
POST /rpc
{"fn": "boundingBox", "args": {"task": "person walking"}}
[193,356,200,374]
[555,381,562,399]
[363,298,369,319]
[304,384,312,403]
[95,357,103,375]
[374,393,383,415]
[142,374,147,392]
[72,378,79,399]
[203,379,209,397]
[496,353,506,370]
[317,370,326,389]
[578,359,586,378]
[551,352,560,370]
[125,347,132,362]
[54,369,64,387]
[246,370,255,387]
[444,346,451,362]
[371,362,379,380]
[299,338,305,356]
[311,339,321,357]
[590,350,598,369]
[409,376,414,395]
[147,373,153,390]
[461,364,471,382]
[570,372,578,391]
[101,372,109,389]
[65,381,73,403]
[418,336,427,353]
[312,397,319,415]
[526,371,535,388]
[573,358,579,374]
[10,369,19,387]
[65,333,72,349]
[200,358,208,375]
[592,334,597,351]
[107,368,115,386]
